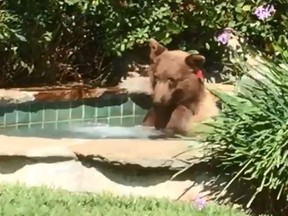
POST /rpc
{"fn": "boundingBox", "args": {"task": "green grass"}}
[0,184,248,216]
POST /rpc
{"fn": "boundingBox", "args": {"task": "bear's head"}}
[148,38,206,107]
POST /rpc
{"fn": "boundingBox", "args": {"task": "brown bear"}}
[143,38,219,136]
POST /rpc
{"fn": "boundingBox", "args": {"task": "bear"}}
[143,38,219,136]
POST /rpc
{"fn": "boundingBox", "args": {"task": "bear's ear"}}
[185,54,206,69]
[149,38,166,61]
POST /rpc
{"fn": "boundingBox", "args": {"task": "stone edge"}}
[0,75,235,105]
[0,146,203,171]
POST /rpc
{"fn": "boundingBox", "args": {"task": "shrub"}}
[190,0,288,56]
[202,28,288,212]
[0,0,188,87]
[185,3,288,212]
[1,0,109,87]
[1,0,288,87]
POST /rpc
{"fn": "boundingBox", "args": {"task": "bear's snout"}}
[153,81,172,105]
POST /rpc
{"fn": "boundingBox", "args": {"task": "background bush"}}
[1,0,288,87]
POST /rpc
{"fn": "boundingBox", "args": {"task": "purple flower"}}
[194,195,206,210]
[254,5,276,20]
[216,31,231,45]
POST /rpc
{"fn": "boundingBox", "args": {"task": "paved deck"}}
[0,135,204,170]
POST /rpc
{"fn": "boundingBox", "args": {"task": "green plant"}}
[0,184,248,216]
[90,0,187,56]
[0,0,189,87]
[2,0,288,87]
[190,0,288,55]
[203,52,288,209]
[0,8,27,85]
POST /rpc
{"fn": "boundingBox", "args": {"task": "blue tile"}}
[17,103,30,124]
[57,101,71,121]
[5,105,17,126]
[43,102,57,122]
[30,102,44,123]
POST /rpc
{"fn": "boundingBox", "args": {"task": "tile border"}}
[0,93,151,128]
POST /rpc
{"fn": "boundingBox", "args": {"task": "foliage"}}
[191,0,288,56]
[1,0,288,87]
[0,0,187,87]
[171,0,288,80]
[91,0,186,56]
[0,184,248,216]
[0,0,114,87]
[203,53,288,209]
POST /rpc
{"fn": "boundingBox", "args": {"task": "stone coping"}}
[0,135,204,170]
[0,76,235,104]
[0,86,127,105]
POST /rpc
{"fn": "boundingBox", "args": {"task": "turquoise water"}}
[0,122,165,139]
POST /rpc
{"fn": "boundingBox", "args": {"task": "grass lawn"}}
[0,184,248,216]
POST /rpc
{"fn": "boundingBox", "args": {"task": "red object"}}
[196,70,204,79]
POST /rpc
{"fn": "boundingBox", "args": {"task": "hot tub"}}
[0,86,167,139]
